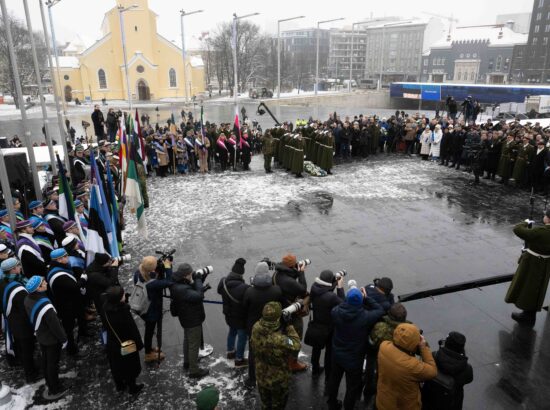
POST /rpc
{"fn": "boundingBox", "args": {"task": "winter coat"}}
[505,222,550,311]
[331,296,384,370]
[420,131,431,156]
[24,293,67,346]
[170,277,205,329]
[0,278,33,340]
[273,264,307,308]
[47,261,83,320]
[133,269,173,323]
[103,301,143,381]
[242,276,284,335]
[217,272,250,329]
[17,234,48,278]
[430,130,443,157]
[370,315,411,348]
[422,347,473,410]
[309,279,344,327]
[376,325,437,410]
[86,263,119,317]
[364,284,395,312]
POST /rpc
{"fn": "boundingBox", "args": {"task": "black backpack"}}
[421,371,456,409]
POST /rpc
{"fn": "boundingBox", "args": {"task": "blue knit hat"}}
[74,199,83,208]
[346,288,363,306]
[50,248,67,260]
[25,275,42,293]
[28,200,43,210]
[31,218,44,229]
[0,209,7,218]
[1,257,19,272]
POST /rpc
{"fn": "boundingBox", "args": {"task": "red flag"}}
[234,107,242,149]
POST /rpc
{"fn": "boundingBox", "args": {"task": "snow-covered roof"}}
[190,56,204,68]
[63,34,95,54]
[51,56,80,69]
[431,26,527,48]
[363,18,430,30]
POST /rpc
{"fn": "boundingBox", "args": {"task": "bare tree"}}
[0,12,48,108]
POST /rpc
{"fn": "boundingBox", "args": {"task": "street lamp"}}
[180,9,204,103]
[277,15,305,99]
[39,0,71,178]
[118,4,138,111]
[378,20,412,90]
[315,17,344,95]
[232,12,259,170]
[348,21,371,92]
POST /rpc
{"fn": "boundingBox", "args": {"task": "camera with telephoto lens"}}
[298,259,311,268]
[194,266,214,281]
[112,254,131,265]
[282,299,304,321]
[335,270,347,280]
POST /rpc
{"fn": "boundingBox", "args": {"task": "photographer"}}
[307,270,345,391]
[170,263,208,378]
[217,258,250,368]
[106,108,119,143]
[242,261,284,387]
[327,287,384,410]
[273,254,308,372]
[86,253,120,321]
[250,301,301,410]
[376,324,437,410]
[364,277,395,312]
[133,256,173,363]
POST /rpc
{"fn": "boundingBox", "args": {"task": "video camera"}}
[155,249,175,276]
[261,257,276,270]
[282,299,304,322]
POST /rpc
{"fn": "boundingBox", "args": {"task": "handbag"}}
[304,317,330,348]
[105,310,137,356]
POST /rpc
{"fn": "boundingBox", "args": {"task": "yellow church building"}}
[52,0,205,102]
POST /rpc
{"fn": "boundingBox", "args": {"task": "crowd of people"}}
[3,99,548,409]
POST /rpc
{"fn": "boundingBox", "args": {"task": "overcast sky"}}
[5,0,533,50]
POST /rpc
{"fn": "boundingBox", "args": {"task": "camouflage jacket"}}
[251,319,301,388]
[370,315,411,348]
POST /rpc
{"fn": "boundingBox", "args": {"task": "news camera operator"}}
[307,270,345,391]
[170,263,210,379]
[273,254,309,372]
[132,255,173,363]
[217,258,250,368]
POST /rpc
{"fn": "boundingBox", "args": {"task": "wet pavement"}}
[2,153,550,409]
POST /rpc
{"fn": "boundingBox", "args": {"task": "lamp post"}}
[45,0,67,117]
[348,21,371,92]
[378,20,412,90]
[315,17,344,96]
[180,10,204,104]
[232,12,259,170]
[277,15,305,99]
[0,0,42,200]
[23,0,57,175]
[39,0,71,178]
[118,4,138,111]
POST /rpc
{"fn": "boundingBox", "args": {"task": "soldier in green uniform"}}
[511,135,535,187]
[497,134,517,185]
[291,134,305,178]
[319,131,334,174]
[505,212,550,326]
[261,130,274,173]
[251,301,301,410]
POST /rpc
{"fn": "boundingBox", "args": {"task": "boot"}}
[234,358,249,368]
[189,368,209,379]
[511,311,536,326]
[128,382,144,395]
[144,351,165,362]
[226,350,236,360]
[288,357,307,372]
[312,366,324,376]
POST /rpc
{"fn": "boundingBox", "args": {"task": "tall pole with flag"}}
[125,136,148,239]
[56,153,85,242]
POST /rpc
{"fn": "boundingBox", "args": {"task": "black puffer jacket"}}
[86,259,119,317]
[170,276,205,329]
[242,274,284,335]
[217,272,250,329]
[422,347,473,410]
[273,264,307,308]
[309,279,345,327]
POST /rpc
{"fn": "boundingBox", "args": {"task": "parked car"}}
[249,87,273,99]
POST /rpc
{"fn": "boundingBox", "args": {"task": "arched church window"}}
[169,68,177,87]
[98,69,107,89]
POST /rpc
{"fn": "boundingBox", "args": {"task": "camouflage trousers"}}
[258,384,289,410]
